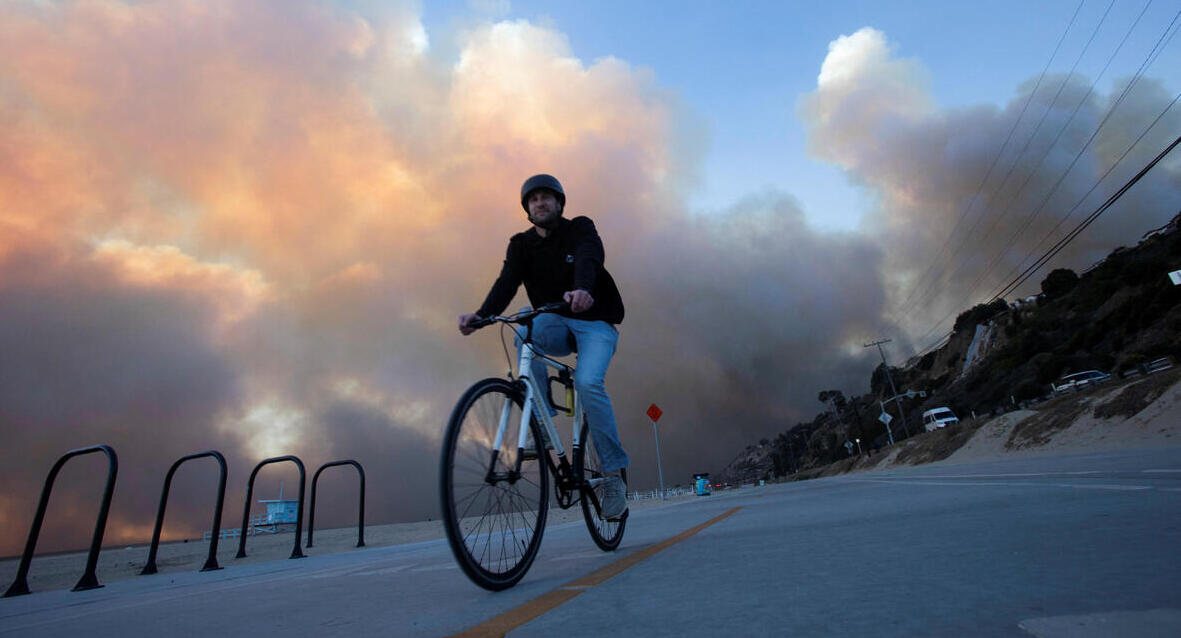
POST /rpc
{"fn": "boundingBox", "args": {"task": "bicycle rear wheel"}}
[577,417,627,551]
[440,378,549,590]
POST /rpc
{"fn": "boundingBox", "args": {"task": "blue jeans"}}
[517,314,630,473]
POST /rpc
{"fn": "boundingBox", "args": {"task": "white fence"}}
[628,487,692,501]
[202,513,290,541]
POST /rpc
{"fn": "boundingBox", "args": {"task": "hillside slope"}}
[718,212,1181,485]
[719,367,1179,485]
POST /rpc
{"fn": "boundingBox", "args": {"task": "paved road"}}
[2,447,1179,637]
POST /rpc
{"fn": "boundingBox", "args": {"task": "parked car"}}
[1146,357,1174,374]
[1052,370,1111,393]
[1120,357,1173,378]
[922,407,959,432]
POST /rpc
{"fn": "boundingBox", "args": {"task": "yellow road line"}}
[449,506,743,638]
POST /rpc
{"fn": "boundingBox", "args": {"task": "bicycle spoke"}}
[443,380,548,589]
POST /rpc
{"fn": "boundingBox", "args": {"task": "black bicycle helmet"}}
[520,174,566,211]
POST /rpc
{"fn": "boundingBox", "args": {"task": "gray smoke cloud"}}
[800,28,1181,346]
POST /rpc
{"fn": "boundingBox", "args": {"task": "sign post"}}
[878,405,895,445]
[647,404,666,500]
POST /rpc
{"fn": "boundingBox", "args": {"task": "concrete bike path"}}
[0,491,747,637]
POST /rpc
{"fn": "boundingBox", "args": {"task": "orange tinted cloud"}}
[0,0,695,555]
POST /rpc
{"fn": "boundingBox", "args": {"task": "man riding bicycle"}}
[458,174,630,520]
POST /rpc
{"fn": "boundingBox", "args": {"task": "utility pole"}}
[865,339,910,438]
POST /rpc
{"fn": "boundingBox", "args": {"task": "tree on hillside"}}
[818,389,846,407]
[953,299,1010,333]
[1040,268,1079,300]
[818,390,847,422]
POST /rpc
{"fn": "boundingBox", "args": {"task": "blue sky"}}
[422,0,1181,231]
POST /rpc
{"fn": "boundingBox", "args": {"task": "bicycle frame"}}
[518,342,581,456]
[486,321,595,503]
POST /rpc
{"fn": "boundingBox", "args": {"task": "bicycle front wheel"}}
[577,417,627,551]
[440,378,549,590]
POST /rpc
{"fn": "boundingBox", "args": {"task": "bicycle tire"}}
[577,416,627,551]
[440,378,549,590]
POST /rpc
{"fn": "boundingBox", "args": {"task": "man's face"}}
[527,189,562,227]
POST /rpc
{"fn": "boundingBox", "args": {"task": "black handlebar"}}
[470,302,567,330]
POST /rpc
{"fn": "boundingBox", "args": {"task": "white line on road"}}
[879,471,1103,479]
[854,479,1154,491]
[857,479,1040,488]
[550,550,616,562]
[1059,484,1153,491]
[410,562,459,572]
[345,565,412,577]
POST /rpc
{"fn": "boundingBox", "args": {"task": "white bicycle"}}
[439,303,627,591]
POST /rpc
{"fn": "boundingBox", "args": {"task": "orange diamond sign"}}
[646,403,663,422]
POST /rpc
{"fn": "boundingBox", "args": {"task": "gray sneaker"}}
[600,473,628,521]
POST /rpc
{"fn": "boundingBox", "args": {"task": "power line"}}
[937,0,1158,310]
[989,131,1181,302]
[914,331,953,360]
[903,0,1120,319]
[908,11,1181,343]
[911,111,1179,345]
[891,0,1087,319]
[982,13,1181,300]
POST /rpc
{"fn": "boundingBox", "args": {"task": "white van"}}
[922,407,959,432]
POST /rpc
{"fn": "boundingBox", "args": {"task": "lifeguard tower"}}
[251,482,299,533]
[203,483,300,540]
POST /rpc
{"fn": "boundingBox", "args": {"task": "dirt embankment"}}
[787,368,1180,480]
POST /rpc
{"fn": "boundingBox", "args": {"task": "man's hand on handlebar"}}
[458,313,481,336]
[563,289,594,313]
[458,302,570,335]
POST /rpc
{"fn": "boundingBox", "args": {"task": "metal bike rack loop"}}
[306,460,366,548]
[4,445,119,597]
[235,456,306,560]
[141,451,228,575]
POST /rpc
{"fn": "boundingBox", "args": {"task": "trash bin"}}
[695,477,711,496]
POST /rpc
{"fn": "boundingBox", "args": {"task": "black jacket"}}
[477,216,625,325]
